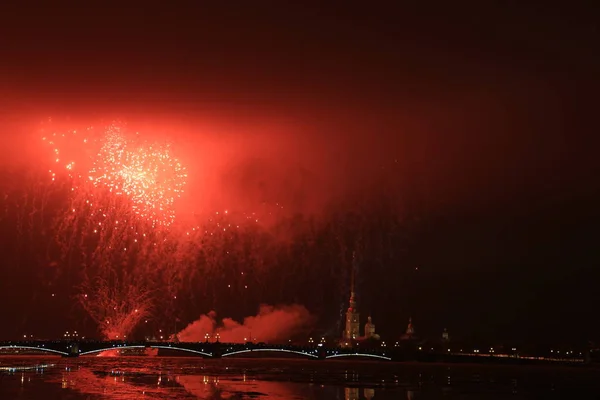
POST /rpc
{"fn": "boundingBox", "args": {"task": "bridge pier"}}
[63,342,80,357]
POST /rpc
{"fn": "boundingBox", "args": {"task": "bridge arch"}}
[78,345,212,357]
[222,348,319,359]
[78,345,147,356]
[149,345,212,357]
[0,345,68,356]
[325,353,391,361]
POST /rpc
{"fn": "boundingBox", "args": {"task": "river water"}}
[1,356,599,399]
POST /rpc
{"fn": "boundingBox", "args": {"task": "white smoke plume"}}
[178,304,313,344]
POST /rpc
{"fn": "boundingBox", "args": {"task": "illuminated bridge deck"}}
[0,341,393,360]
[1,341,585,364]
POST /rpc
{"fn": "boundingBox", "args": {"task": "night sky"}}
[0,2,597,346]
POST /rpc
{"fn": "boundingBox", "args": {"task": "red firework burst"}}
[44,122,187,227]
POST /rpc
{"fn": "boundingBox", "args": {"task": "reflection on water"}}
[0,357,599,399]
[345,387,359,400]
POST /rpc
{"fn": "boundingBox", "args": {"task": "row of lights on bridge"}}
[4,338,586,360]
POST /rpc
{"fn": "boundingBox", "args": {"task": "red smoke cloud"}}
[178,304,313,344]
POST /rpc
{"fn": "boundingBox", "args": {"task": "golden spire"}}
[349,251,357,309]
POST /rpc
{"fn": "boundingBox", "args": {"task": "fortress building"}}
[344,291,360,340]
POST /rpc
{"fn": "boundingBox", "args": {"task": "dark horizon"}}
[0,3,597,346]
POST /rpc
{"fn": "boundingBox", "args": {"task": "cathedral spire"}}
[343,250,360,342]
[348,250,357,310]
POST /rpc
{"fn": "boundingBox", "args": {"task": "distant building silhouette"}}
[406,317,415,336]
[400,317,417,340]
[365,316,376,338]
[442,328,449,342]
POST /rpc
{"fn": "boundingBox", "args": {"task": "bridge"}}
[0,341,392,361]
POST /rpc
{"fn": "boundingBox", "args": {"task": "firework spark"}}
[44,122,187,228]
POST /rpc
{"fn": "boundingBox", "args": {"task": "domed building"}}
[365,316,378,339]
[400,317,418,341]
